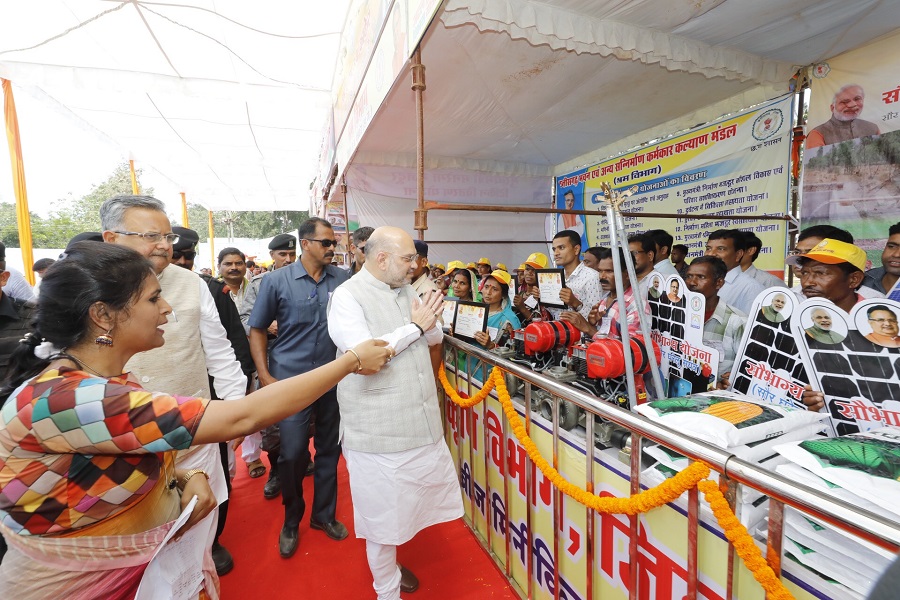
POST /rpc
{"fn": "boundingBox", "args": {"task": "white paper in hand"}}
[135,495,207,600]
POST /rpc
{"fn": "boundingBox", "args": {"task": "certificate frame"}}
[451,300,489,344]
[536,268,567,309]
[441,296,459,330]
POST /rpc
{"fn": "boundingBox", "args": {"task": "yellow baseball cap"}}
[434,263,446,271]
[444,260,465,276]
[477,257,492,266]
[524,252,549,269]
[466,262,477,270]
[787,238,866,271]
[496,263,508,271]
[488,269,512,286]
[518,263,528,270]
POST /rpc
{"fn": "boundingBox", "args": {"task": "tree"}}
[5,162,156,249]
[48,163,153,233]
[181,203,308,240]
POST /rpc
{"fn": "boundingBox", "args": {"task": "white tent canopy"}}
[0,1,352,211]
[2,0,900,217]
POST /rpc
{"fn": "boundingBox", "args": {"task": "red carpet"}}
[218,449,518,599]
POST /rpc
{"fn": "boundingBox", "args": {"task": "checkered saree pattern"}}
[0,368,208,535]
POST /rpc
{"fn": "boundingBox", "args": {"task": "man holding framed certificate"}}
[548,230,602,320]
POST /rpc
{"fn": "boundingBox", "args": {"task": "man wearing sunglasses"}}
[249,218,350,559]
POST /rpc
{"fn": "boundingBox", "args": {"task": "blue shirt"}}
[248,260,349,378]
[718,266,766,314]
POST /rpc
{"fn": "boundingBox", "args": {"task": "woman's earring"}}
[95,329,114,347]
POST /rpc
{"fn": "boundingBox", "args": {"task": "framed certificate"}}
[536,268,566,309]
[441,297,458,329]
[452,301,489,344]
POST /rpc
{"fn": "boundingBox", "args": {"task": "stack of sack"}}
[769,427,900,597]
[636,391,829,531]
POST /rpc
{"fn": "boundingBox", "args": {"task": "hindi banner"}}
[555,95,793,273]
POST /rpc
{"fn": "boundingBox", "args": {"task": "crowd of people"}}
[421,222,899,393]
[0,190,897,599]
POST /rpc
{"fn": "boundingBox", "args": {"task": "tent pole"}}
[2,79,35,285]
[181,193,189,227]
[129,160,140,195]
[411,47,427,241]
[208,210,215,275]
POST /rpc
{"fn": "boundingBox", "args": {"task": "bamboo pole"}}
[129,159,140,195]
[2,79,35,285]
[181,192,189,227]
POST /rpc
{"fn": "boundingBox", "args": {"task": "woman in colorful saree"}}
[0,242,390,599]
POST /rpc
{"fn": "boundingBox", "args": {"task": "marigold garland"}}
[439,365,795,599]
[698,480,794,600]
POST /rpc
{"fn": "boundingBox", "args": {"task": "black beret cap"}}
[269,233,297,251]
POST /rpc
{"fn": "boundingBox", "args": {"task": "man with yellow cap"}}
[786,238,867,314]
[789,238,868,413]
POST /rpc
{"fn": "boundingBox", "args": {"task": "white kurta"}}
[329,276,463,544]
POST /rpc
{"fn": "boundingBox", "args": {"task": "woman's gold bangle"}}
[347,348,362,373]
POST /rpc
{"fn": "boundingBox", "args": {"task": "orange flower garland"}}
[698,480,794,600]
[438,363,498,408]
[439,364,795,599]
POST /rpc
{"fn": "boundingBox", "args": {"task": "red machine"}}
[522,320,581,355]
[584,335,661,379]
[568,334,661,407]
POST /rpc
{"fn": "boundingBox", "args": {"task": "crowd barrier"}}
[440,336,900,600]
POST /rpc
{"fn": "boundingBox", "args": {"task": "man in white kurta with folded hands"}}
[328,226,463,600]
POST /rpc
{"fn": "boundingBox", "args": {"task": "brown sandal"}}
[247,459,267,478]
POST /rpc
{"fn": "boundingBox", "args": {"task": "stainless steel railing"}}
[442,335,900,600]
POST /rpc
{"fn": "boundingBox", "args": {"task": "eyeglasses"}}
[114,231,180,245]
[868,318,899,324]
[386,252,419,264]
[304,238,338,248]
[172,250,196,260]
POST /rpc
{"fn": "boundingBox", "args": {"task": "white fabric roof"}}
[0,1,351,211]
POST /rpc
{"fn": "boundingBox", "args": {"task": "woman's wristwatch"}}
[179,468,209,489]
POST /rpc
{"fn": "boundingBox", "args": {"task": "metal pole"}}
[208,210,215,275]
[425,201,793,222]
[411,48,427,241]
[584,413,595,600]
[602,185,638,409]
[552,397,561,600]
[612,206,665,399]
